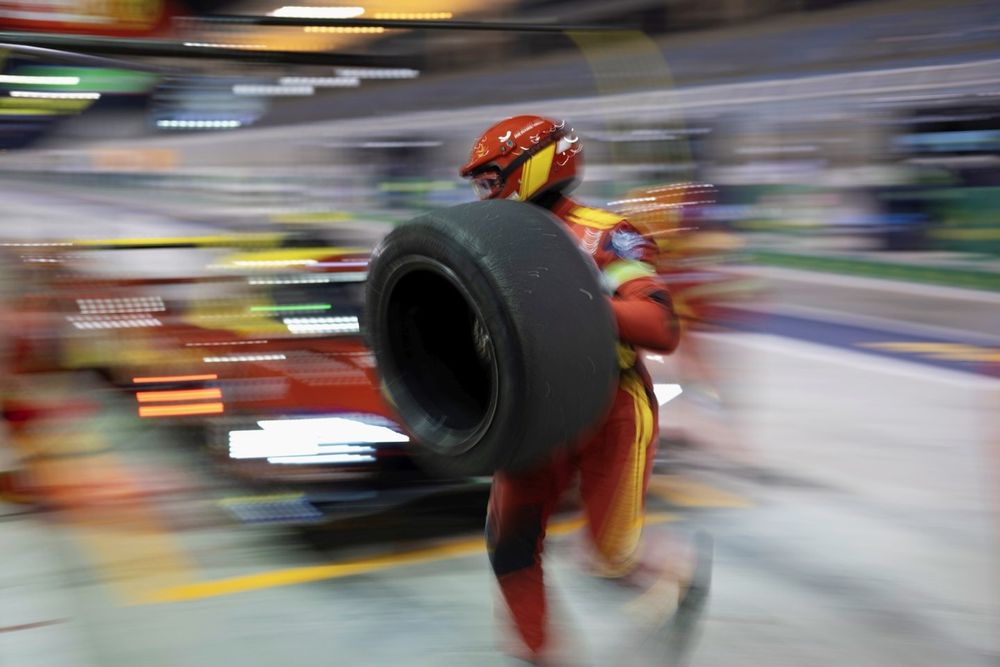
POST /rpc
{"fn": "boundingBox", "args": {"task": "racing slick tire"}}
[364,199,618,476]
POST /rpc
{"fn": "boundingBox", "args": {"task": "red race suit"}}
[485,194,681,658]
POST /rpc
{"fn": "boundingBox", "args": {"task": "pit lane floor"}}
[2,324,997,667]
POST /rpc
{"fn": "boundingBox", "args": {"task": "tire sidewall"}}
[365,225,528,475]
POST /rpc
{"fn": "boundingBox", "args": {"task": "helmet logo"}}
[498,130,512,142]
[472,137,489,160]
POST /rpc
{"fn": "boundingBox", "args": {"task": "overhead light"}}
[269,5,364,18]
[334,67,419,79]
[0,74,80,85]
[10,90,100,100]
[232,84,315,97]
[372,12,452,19]
[278,76,360,88]
[303,25,384,33]
[156,119,242,129]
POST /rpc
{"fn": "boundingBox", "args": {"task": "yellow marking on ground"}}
[74,234,281,249]
[861,342,1000,363]
[143,512,677,605]
[647,475,752,508]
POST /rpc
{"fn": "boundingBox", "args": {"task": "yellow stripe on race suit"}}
[616,343,638,369]
[603,259,656,292]
[518,143,556,200]
[566,205,623,230]
[593,369,655,577]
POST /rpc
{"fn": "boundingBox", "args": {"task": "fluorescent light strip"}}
[157,119,242,129]
[269,5,364,18]
[10,90,100,100]
[0,74,80,85]
[278,76,359,88]
[204,353,286,363]
[232,84,315,97]
[303,26,384,33]
[334,67,420,79]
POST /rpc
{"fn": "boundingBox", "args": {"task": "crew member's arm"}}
[603,224,681,353]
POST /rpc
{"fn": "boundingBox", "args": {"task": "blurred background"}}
[0,1,997,666]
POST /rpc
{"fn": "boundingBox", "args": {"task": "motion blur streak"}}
[136,388,223,403]
[138,402,225,417]
[132,374,219,384]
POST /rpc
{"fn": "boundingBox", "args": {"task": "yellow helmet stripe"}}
[518,143,556,200]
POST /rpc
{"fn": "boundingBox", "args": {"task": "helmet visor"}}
[471,168,503,200]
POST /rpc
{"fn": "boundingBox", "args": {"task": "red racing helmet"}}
[459,115,582,201]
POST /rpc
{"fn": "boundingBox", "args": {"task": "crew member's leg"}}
[578,370,657,577]
[485,450,573,658]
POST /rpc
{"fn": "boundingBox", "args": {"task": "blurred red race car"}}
[0,233,482,520]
